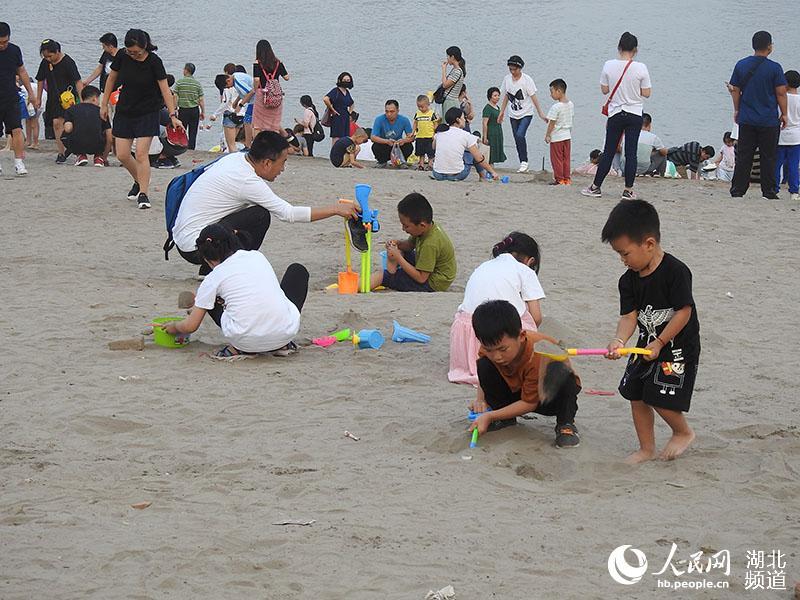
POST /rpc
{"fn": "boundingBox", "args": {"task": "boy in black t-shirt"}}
[330,128,368,168]
[62,85,111,166]
[602,200,699,463]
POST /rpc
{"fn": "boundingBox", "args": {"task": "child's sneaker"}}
[137,193,151,209]
[93,156,107,167]
[347,218,369,252]
[127,182,140,200]
[517,161,529,173]
[555,423,580,448]
[55,153,67,164]
[621,189,637,200]
[580,184,602,198]
[14,160,28,176]
[75,154,88,166]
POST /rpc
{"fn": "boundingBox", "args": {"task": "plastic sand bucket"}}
[338,269,359,294]
[152,317,190,348]
[354,329,384,350]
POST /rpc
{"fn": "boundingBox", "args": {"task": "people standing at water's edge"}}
[0,22,38,176]
[171,132,359,277]
[100,29,182,209]
[82,33,119,93]
[231,65,254,148]
[439,47,465,124]
[209,74,242,153]
[174,63,205,149]
[296,95,319,156]
[498,55,547,173]
[482,87,506,165]
[774,70,799,201]
[581,32,651,200]
[412,94,438,170]
[35,39,82,164]
[545,78,574,185]
[323,72,354,146]
[249,40,288,136]
[728,31,787,200]
[371,99,414,167]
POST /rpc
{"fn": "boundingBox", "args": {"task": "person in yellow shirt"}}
[412,94,439,170]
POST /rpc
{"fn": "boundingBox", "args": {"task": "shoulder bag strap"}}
[738,56,767,91]
[607,59,633,104]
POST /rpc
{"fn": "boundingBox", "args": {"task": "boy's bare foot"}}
[659,429,695,460]
[624,448,657,464]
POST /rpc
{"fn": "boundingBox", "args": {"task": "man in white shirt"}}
[172,130,359,275]
[498,55,548,172]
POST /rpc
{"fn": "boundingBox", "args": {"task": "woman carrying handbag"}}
[582,32,651,200]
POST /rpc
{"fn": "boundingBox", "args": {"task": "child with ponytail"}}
[160,223,309,358]
[448,231,545,387]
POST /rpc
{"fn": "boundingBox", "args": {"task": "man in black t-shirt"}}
[0,22,38,175]
[602,200,700,464]
[35,39,82,163]
[81,33,119,93]
[62,86,111,166]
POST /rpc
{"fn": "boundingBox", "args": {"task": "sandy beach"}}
[1,145,798,599]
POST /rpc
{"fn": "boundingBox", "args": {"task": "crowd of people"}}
[2,25,797,199]
[0,22,797,460]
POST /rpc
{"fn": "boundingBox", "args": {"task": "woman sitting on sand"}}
[160,224,308,359]
[432,108,498,181]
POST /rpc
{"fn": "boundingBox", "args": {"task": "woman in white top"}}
[160,223,308,358]
[449,231,544,387]
[498,55,548,173]
[581,32,651,200]
[209,74,242,153]
[432,107,498,181]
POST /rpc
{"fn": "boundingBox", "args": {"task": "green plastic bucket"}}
[152,317,190,348]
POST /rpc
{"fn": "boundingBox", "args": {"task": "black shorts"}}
[381,268,434,292]
[112,111,160,139]
[415,137,434,158]
[618,356,698,412]
[0,98,22,136]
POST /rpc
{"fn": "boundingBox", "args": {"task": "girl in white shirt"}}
[161,223,309,358]
[448,232,544,386]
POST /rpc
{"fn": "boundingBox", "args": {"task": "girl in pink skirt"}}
[251,39,289,134]
[448,232,544,386]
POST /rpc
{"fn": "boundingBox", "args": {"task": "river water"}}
[6,0,799,165]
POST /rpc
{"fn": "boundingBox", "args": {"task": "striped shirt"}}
[174,76,204,108]
[667,142,701,172]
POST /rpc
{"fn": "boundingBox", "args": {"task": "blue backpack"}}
[163,155,225,260]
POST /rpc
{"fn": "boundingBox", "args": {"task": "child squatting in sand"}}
[468,300,581,449]
[602,200,699,463]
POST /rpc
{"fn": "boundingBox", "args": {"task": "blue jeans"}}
[432,163,471,181]
[775,144,800,194]
[510,115,532,163]
[594,111,643,189]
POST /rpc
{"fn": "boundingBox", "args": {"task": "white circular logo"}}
[608,545,648,585]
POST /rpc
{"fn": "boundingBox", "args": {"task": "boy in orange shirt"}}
[468,299,581,448]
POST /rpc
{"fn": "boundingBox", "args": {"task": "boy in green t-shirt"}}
[370,192,456,292]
